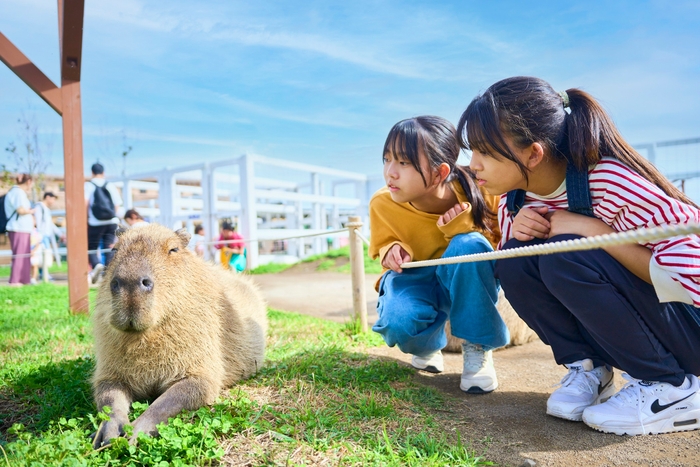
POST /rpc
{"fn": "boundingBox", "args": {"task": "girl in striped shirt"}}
[458,76,700,436]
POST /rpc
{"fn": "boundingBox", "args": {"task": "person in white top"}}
[84,163,123,283]
[187,224,208,259]
[123,209,149,228]
[34,191,65,281]
[4,173,36,285]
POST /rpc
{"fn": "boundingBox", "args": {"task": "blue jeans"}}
[372,233,509,357]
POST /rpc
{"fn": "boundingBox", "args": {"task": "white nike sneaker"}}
[547,359,615,421]
[582,374,700,436]
[411,350,443,373]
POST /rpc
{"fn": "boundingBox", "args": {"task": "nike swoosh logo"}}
[650,393,695,414]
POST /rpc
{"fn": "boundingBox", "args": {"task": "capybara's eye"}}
[169,247,179,254]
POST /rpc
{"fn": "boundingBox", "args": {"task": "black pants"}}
[495,234,700,386]
[88,223,118,269]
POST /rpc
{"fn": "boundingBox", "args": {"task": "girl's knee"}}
[445,232,492,257]
[495,256,529,286]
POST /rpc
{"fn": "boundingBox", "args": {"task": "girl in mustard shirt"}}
[369,116,509,393]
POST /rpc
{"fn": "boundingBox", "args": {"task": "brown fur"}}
[91,224,267,447]
[443,290,538,352]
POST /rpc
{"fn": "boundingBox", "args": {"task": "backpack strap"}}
[505,162,594,218]
[565,163,594,217]
[505,189,526,217]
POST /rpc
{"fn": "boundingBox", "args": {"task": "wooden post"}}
[62,79,89,313]
[347,216,368,332]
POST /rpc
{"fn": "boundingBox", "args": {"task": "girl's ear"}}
[525,143,545,169]
[433,163,451,185]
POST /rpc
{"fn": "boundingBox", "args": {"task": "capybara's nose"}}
[110,276,154,293]
[139,277,154,292]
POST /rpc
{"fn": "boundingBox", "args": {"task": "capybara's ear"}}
[116,226,127,237]
[175,228,191,247]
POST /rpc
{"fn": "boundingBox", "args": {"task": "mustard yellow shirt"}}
[369,180,501,287]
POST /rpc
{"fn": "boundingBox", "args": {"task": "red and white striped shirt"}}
[498,158,700,307]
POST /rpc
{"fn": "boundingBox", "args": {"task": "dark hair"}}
[194,224,204,234]
[91,163,105,175]
[457,76,697,207]
[16,173,33,184]
[383,116,494,232]
[221,221,234,231]
[43,191,57,200]
[124,209,143,220]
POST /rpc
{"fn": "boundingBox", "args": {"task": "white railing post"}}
[202,163,217,261]
[311,172,322,255]
[347,215,368,332]
[239,154,259,269]
[123,179,133,212]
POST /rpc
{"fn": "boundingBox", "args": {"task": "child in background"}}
[459,76,700,434]
[215,222,246,272]
[369,116,509,394]
[123,209,149,228]
[29,228,45,285]
[188,224,208,258]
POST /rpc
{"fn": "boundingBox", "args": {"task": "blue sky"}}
[1,0,699,199]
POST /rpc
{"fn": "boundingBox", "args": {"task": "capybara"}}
[443,289,538,352]
[91,224,267,447]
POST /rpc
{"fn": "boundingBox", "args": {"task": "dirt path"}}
[251,270,700,467]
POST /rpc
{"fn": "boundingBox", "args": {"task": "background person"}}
[123,209,149,228]
[85,163,123,283]
[188,224,208,258]
[34,191,65,280]
[4,174,36,286]
[215,221,246,272]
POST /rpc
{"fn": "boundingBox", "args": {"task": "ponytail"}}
[452,165,495,234]
[565,89,698,207]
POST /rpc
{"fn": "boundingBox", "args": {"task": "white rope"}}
[205,227,349,247]
[401,223,700,269]
[353,228,370,246]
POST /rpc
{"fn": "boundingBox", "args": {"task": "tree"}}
[4,111,52,201]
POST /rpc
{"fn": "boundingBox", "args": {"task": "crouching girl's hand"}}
[512,206,551,241]
[437,202,468,227]
[382,244,411,273]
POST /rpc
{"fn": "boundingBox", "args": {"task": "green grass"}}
[0,285,492,466]
[250,245,383,275]
[0,261,68,278]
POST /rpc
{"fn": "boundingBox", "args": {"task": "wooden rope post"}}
[347,216,368,332]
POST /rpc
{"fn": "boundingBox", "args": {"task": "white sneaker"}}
[460,343,498,394]
[583,374,700,435]
[547,359,615,421]
[90,263,105,285]
[411,350,443,373]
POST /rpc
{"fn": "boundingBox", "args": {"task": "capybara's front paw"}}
[92,419,125,449]
[130,414,160,443]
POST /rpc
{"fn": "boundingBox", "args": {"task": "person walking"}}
[34,191,65,281]
[85,163,123,283]
[4,174,36,286]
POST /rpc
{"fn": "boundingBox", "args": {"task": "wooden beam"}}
[0,32,63,115]
[61,79,89,313]
[60,0,89,313]
[60,0,84,82]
